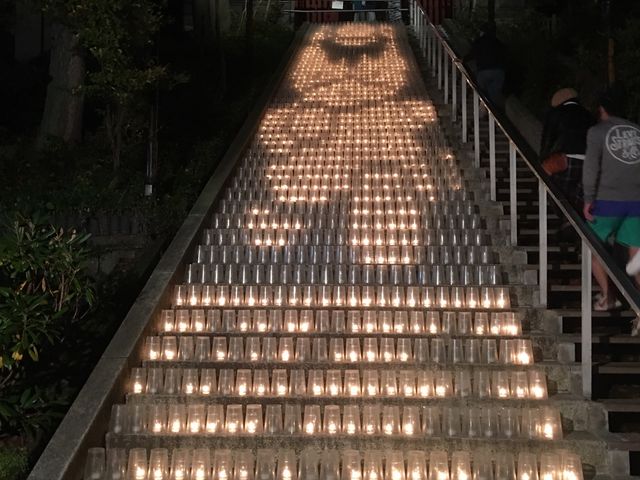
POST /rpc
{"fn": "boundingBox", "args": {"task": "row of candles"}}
[208,214,482,232]
[183,263,499,287]
[109,402,561,440]
[159,309,520,336]
[84,447,583,480]
[145,336,533,365]
[215,198,473,216]
[257,167,458,180]
[130,367,547,399]
[221,189,466,205]
[173,285,510,309]
[193,245,493,266]
[200,230,487,249]
[240,173,460,186]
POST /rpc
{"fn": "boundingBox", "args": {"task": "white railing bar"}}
[581,240,593,398]
[539,181,548,307]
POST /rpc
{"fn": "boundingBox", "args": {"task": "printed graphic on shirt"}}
[606,125,640,164]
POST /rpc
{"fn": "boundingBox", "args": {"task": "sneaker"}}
[627,251,640,276]
[593,296,622,312]
[631,316,640,337]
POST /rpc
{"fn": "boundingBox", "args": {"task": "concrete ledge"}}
[28,24,310,480]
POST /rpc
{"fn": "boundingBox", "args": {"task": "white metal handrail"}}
[409,0,640,399]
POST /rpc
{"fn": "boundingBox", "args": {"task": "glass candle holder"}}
[451,452,471,480]
[206,405,224,433]
[245,404,264,434]
[494,452,516,480]
[346,338,361,362]
[426,312,440,334]
[308,369,325,396]
[187,404,205,434]
[326,370,343,397]
[441,312,455,334]
[148,449,170,480]
[402,406,420,436]
[454,370,472,398]
[363,405,381,435]
[212,450,233,480]
[380,338,396,363]
[213,337,227,361]
[126,448,148,480]
[492,371,511,399]
[343,405,361,435]
[279,337,294,362]
[472,452,494,480]
[131,368,146,395]
[84,448,106,480]
[323,405,341,435]
[290,369,307,396]
[406,451,427,480]
[464,407,481,438]
[264,404,283,434]
[382,405,401,435]
[429,452,450,480]
[161,337,177,361]
[529,370,548,399]
[168,404,186,434]
[341,450,362,480]
[399,370,416,397]
[225,404,243,434]
[380,312,393,333]
[277,450,297,480]
[474,312,489,335]
[434,371,452,397]
[233,450,255,480]
[236,369,252,397]
[303,405,321,434]
[363,451,384,480]
[345,370,361,397]
[538,406,562,440]
[256,450,277,480]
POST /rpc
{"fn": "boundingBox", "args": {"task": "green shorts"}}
[589,215,640,247]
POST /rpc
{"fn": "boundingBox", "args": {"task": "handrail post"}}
[444,54,449,103]
[489,113,496,201]
[452,63,457,122]
[461,78,467,142]
[509,141,518,245]
[426,19,432,63]
[431,27,436,76]
[473,90,480,167]
[581,241,593,398]
[437,42,443,89]
[422,16,427,54]
[539,180,548,307]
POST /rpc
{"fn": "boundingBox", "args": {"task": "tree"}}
[37,0,168,169]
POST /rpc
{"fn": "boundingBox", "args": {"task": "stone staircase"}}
[69,22,617,480]
[409,31,640,477]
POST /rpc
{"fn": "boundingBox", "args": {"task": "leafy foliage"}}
[0,213,94,438]
[0,214,94,370]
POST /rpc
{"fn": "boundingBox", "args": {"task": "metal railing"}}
[408,0,640,398]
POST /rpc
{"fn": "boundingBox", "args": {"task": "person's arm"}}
[582,126,601,220]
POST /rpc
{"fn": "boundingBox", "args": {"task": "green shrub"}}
[0,213,94,438]
[0,446,28,480]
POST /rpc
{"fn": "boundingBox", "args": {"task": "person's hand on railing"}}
[583,202,594,222]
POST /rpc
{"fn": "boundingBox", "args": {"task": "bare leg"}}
[630,247,640,288]
[592,253,612,302]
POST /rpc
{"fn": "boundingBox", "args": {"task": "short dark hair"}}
[598,85,626,117]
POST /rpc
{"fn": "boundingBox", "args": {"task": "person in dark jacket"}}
[540,88,595,212]
[465,23,506,108]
